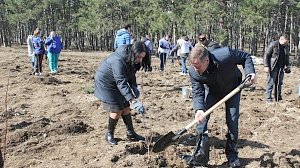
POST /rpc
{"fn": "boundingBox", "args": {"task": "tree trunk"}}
[290,12,293,53]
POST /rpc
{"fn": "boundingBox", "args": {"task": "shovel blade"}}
[152,131,176,153]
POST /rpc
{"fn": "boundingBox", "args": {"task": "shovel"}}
[152,76,252,153]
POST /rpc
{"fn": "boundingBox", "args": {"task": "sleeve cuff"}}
[124,93,134,102]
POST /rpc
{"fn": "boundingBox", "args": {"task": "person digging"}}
[183,46,256,167]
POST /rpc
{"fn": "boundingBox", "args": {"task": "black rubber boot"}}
[105,117,118,145]
[182,134,209,167]
[122,114,145,141]
[0,149,3,168]
[225,133,240,167]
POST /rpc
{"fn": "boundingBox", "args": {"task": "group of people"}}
[157,33,223,76]
[23,22,291,167]
[27,28,63,76]
[94,23,291,167]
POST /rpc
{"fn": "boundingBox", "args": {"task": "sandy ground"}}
[0,46,299,168]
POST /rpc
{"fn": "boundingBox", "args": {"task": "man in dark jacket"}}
[183,46,256,167]
[264,34,291,103]
[94,42,148,145]
[195,33,221,51]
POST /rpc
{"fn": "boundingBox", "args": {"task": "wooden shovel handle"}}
[184,76,251,130]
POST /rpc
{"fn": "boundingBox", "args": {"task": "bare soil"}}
[0,46,299,168]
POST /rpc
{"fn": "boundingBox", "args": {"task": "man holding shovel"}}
[184,46,256,167]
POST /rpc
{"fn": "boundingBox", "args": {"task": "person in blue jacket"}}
[114,24,131,50]
[32,28,45,76]
[183,46,256,167]
[45,31,63,74]
[94,42,148,145]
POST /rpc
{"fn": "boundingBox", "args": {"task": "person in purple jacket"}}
[32,28,45,76]
[45,31,63,74]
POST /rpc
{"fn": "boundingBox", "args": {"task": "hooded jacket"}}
[94,45,137,105]
[114,28,131,49]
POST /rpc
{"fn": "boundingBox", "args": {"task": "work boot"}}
[105,117,118,145]
[225,133,240,167]
[0,149,3,168]
[122,114,145,141]
[229,158,240,167]
[183,133,209,167]
[275,96,282,102]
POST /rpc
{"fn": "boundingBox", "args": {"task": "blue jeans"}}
[159,53,167,71]
[47,52,59,73]
[266,66,284,101]
[181,57,187,73]
[196,91,241,159]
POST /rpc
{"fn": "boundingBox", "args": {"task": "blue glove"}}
[131,99,145,115]
[132,86,140,98]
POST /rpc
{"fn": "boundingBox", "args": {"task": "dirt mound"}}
[9,121,32,131]
[30,76,71,85]
[7,117,53,146]
[65,68,89,75]
[42,76,63,85]
[48,119,94,135]
[7,117,93,148]
[125,142,148,155]
[253,151,300,167]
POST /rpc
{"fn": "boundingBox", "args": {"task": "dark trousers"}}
[34,54,43,73]
[196,91,241,159]
[159,53,167,71]
[196,92,240,136]
[148,53,152,67]
[145,54,152,71]
[266,66,284,101]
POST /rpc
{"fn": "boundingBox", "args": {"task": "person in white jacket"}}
[174,35,193,75]
[26,33,35,69]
